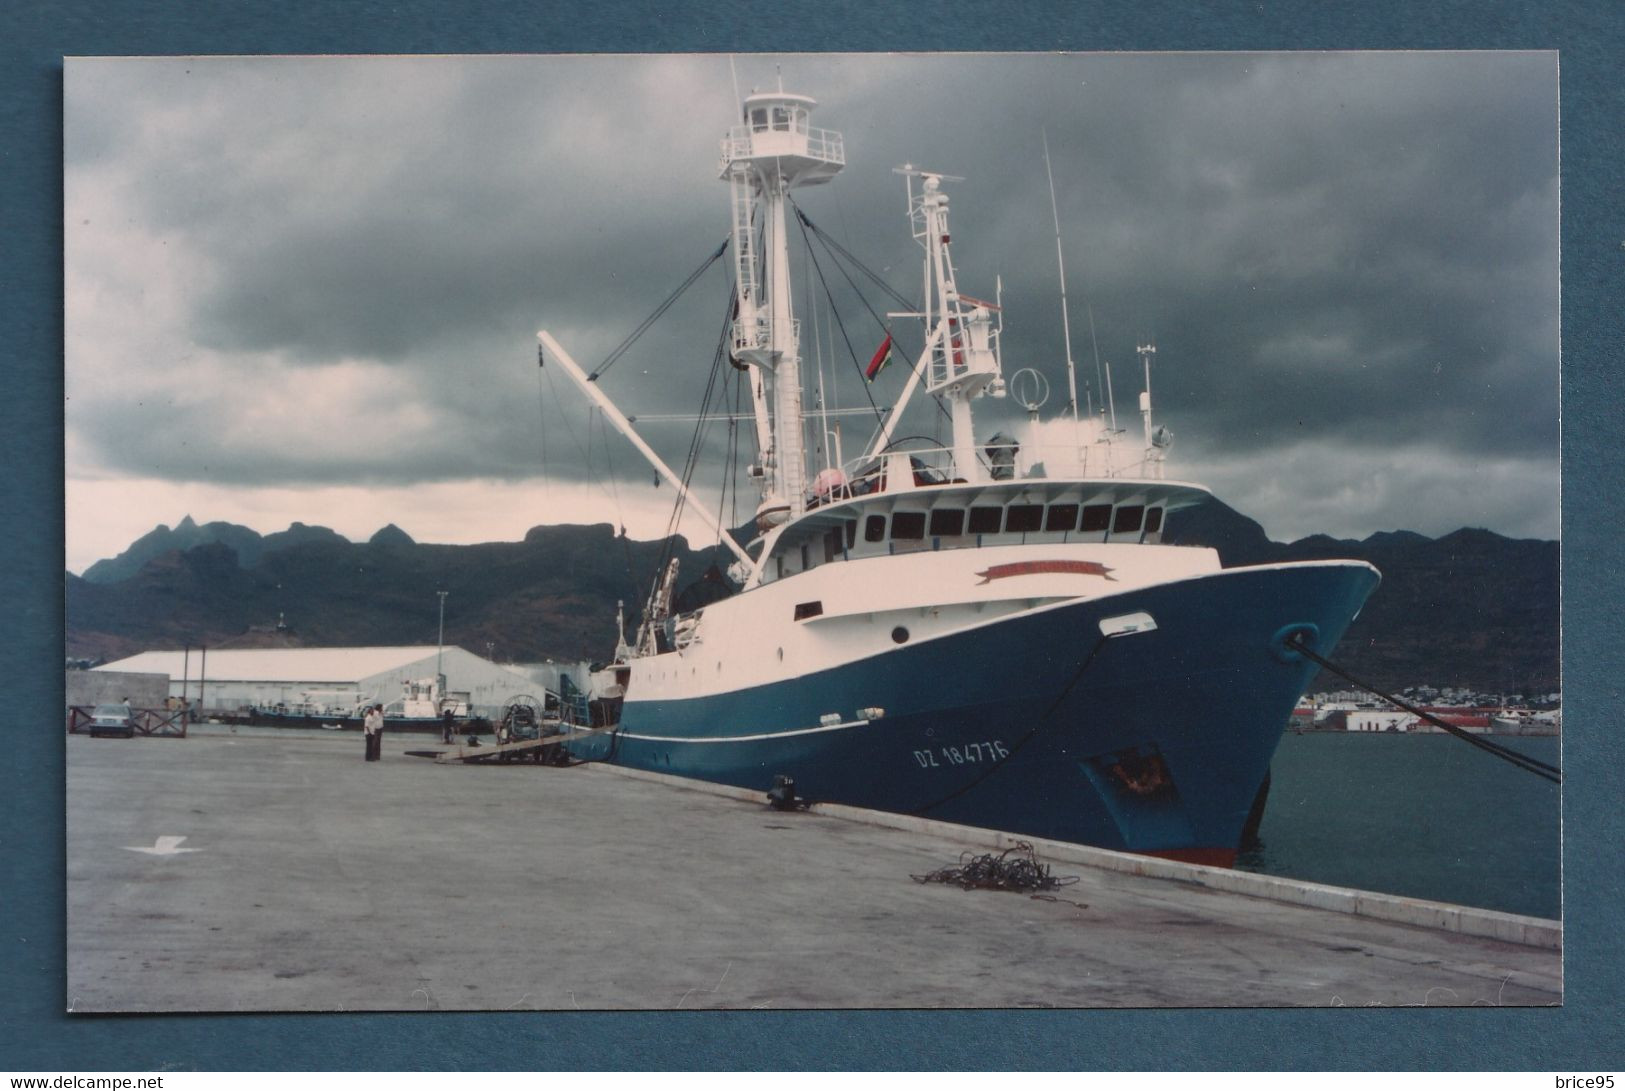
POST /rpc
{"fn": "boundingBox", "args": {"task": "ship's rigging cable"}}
[793,204,917,313]
[1284,636,1562,784]
[594,407,643,605]
[727,363,744,530]
[792,211,963,465]
[792,202,967,448]
[569,235,735,620]
[647,279,739,600]
[534,359,643,607]
[589,236,730,382]
[793,204,951,421]
[789,210,888,428]
[593,408,625,534]
[533,355,550,508]
[540,236,731,616]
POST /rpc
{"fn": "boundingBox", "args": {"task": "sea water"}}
[1238,732,1561,920]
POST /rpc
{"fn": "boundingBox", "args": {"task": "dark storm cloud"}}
[64,52,1557,538]
[826,53,1559,463]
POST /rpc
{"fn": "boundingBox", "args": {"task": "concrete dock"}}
[66,729,1562,1011]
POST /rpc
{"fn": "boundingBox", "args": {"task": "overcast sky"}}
[63,52,1559,574]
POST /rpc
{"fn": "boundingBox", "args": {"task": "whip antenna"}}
[1043,129,1082,431]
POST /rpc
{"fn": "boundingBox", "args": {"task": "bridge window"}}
[1045,503,1080,532]
[750,107,768,131]
[864,515,886,543]
[1005,504,1044,533]
[891,511,927,540]
[929,508,965,537]
[1081,504,1113,533]
[967,506,1003,534]
[1113,505,1145,534]
[844,520,857,549]
[771,106,791,131]
[1144,507,1164,536]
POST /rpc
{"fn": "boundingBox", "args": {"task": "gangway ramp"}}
[418,725,617,764]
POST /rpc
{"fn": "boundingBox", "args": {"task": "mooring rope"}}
[911,841,1082,901]
[1286,634,1561,784]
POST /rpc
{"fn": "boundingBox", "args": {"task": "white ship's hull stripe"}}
[616,718,870,744]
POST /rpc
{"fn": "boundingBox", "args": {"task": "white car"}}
[88,702,135,738]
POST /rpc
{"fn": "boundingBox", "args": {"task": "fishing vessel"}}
[540,86,1380,865]
[248,677,468,728]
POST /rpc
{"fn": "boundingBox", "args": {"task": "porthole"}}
[891,626,910,644]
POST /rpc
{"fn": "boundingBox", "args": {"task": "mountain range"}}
[66,504,1560,694]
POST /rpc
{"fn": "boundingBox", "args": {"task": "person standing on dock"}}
[441,707,455,745]
[363,704,383,762]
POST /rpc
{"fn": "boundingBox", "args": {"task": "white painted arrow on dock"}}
[123,835,199,856]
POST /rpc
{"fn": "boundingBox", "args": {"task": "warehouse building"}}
[94,646,556,718]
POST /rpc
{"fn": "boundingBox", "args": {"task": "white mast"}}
[889,166,1005,482]
[718,89,844,529]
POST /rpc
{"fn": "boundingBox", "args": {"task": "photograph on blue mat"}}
[63,51,1560,1013]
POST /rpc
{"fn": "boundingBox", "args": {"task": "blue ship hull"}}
[570,561,1378,864]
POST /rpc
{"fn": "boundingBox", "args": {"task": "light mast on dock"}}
[719,90,844,528]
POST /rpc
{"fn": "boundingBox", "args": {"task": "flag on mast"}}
[865,332,894,382]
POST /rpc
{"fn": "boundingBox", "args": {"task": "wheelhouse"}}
[749,477,1211,585]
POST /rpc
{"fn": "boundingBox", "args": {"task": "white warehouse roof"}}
[97,646,455,683]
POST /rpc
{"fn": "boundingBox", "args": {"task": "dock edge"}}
[585,762,1563,951]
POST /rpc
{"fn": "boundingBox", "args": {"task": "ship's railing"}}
[720,125,845,168]
[804,127,844,163]
[808,440,1166,502]
[731,316,799,356]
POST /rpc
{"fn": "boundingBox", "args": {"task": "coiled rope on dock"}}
[911,841,1081,895]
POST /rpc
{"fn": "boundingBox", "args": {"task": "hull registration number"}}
[913,740,1009,768]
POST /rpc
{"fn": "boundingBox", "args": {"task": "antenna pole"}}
[995,274,1005,373]
[1138,341,1156,456]
[1104,356,1118,433]
[436,590,448,689]
[1043,130,1082,429]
